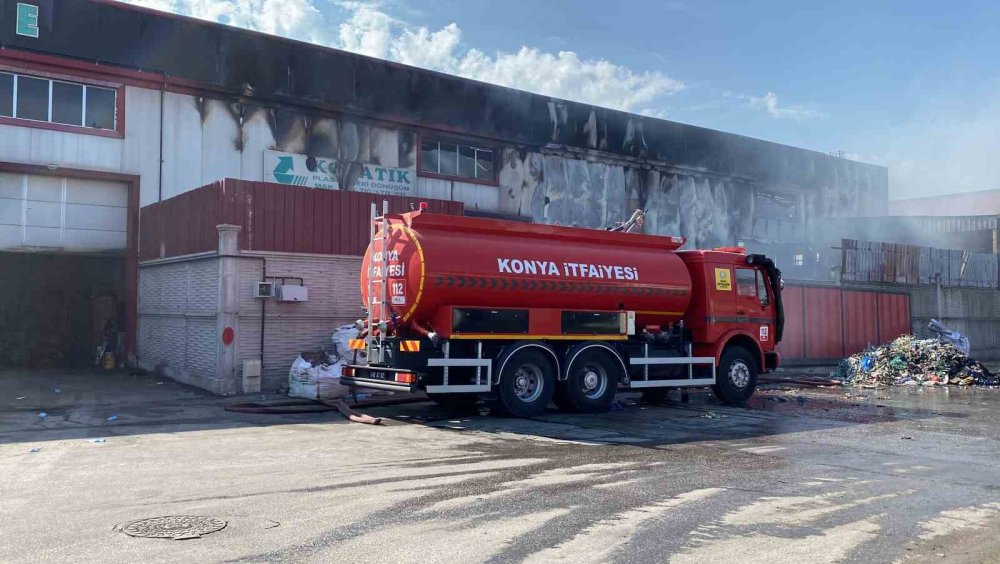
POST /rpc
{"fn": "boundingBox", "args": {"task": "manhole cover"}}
[120,516,227,540]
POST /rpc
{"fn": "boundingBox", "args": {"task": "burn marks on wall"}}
[529,157,626,229]
[497,149,545,218]
[495,146,875,250]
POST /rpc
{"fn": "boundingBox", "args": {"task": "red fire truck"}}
[342,204,784,417]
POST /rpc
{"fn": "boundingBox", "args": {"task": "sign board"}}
[263,150,414,196]
[16,3,39,38]
[714,268,732,291]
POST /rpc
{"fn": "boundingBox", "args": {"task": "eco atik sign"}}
[264,150,413,196]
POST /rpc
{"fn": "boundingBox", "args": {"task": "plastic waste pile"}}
[836,335,997,387]
[288,324,366,400]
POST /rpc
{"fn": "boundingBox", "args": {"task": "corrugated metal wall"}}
[842,239,998,288]
[778,285,911,363]
[139,179,464,260]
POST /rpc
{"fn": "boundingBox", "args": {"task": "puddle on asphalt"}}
[749,384,997,424]
[748,387,901,424]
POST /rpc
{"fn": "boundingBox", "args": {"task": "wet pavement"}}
[1,368,999,563]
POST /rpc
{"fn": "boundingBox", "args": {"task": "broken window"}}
[753,190,803,241]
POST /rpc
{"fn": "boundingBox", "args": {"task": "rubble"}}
[835,335,997,387]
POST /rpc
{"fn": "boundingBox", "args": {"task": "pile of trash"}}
[288,324,366,400]
[836,334,997,387]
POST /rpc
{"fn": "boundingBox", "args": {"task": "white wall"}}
[1,83,513,214]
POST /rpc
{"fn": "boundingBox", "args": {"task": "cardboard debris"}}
[835,335,997,387]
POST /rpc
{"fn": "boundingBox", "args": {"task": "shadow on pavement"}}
[0,367,972,449]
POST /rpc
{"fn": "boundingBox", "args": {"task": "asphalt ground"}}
[1,368,998,563]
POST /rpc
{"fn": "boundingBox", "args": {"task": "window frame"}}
[0,65,125,139]
[755,270,771,306]
[417,134,499,186]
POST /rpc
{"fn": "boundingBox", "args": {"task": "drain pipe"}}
[157,77,165,202]
[260,259,266,364]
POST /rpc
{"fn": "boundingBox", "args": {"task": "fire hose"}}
[225,395,428,424]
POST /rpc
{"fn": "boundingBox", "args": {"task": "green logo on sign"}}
[16,3,39,38]
[273,156,307,186]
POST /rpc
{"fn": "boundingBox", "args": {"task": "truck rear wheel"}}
[491,349,555,418]
[555,349,620,413]
[712,346,758,406]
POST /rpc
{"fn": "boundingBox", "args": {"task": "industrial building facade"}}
[0,0,889,389]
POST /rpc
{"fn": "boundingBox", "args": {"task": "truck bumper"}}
[342,365,418,392]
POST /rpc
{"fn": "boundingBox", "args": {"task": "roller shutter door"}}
[0,172,127,252]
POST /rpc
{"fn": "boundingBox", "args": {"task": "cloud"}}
[121,0,683,114]
[746,91,824,121]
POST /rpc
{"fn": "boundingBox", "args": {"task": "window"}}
[16,75,48,121]
[753,190,803,240]
[52,81,83,125]
[0,71,118,131]
[756,271,770,305]
[793,253,804,266]
[0,73,12,117]
[736,268,757,297]
[421,138,496,182]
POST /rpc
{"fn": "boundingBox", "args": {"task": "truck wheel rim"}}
[580,364,608,400]
[730,360,751,389]
[513,364,543,402]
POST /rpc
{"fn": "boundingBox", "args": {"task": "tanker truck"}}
[341,204,784,418]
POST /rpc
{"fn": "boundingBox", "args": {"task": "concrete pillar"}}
[216,224,242,395]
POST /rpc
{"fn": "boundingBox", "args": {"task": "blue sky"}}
[129,0,1000,199]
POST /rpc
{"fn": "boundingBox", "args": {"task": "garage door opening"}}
[0,252,125,367]
[1,169,133,369]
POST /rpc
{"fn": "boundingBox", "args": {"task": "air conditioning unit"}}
[275,284,308,302]
[254,281,275,298]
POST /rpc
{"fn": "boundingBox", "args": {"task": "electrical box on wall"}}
[242,360,262,394]
[276,285,309,302]
[254,282,274,298]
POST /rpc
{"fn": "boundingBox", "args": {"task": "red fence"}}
[777,285,911,363]
[140,179,464,260]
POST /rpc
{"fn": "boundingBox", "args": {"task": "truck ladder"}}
[367,201,390,361]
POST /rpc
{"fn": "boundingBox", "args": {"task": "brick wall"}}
[237,251,362,390]
[137,257,223,390]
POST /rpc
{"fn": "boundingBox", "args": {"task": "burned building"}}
[0,0,888,383]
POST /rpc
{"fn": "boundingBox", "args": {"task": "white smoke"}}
[121,0,683,113]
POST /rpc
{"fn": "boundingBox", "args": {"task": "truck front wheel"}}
[712,346,758,406]
[491,349,555,418]
[555,349,620,413]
